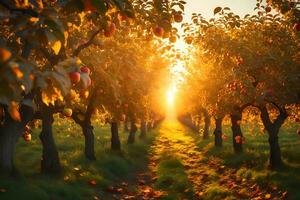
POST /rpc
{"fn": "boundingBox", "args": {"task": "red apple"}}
[235,136,241,144]
[222,134,228,141]
[23,133,31,142]
[265,7,271,13]
[293,23,300,32]
[88,179,97,186]
[80,66,90,75]
[174,13,183,23]
[69,72,80,84]
[104,23,116,37]
[153,26,164,37]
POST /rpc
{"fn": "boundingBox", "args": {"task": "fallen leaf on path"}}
[63,176,70,181]
[151,176,158,181]
[73,167,80,171]
[88,179,97,186]
[0,188,7,193]
[184,188,190,193]
[282,191,288,198]
[153,190,165,198]
[116,188,124,193]
[106,186,114,193]
[265,194,271,199]
[138,179,146,185]
[121,182,128,187]
[123,195,135,199]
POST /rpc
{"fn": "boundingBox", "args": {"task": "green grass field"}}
[0,119,300,199]
[192,123,300,199]
[0,118,156,200]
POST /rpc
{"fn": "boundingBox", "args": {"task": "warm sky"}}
[183,0,257,21]
[170,1,259,92]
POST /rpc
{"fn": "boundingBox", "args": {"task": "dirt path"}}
[104,119,286,200]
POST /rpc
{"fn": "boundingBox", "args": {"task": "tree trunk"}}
[0,120,21,175]
[231,111,243,154]
[140,118,147,139]
[214,117,223,147]
[127,120,137,144]
[0,104,34,176]
[268,132,282,168]
[40,107,61,174]
[111,122,121,150]
[82,124,95,160]
[259,105,287,169]
[124,117,129,132]
[202,109,210,139]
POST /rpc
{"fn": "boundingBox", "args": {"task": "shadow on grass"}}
[187,122,300,200]
[0,118,158,200]
[155,153,194,200]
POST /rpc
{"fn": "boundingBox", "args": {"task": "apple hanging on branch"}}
[80,66,91,75]
[104,22,116,37]
[173,12,183,23]
[153,26,164,37]
[23,133,31,142]
[69,72,81,84]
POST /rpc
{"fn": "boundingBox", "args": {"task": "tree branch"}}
[259,105,273,131]
[72,29,101,57]
[0,1,39,17]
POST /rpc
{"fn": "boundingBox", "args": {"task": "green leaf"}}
[92,0,107,14]
[44,18,65,42]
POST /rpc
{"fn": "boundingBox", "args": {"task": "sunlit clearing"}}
[167,90,174,106]
[166,86,177,120]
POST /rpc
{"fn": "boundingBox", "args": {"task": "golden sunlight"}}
[166,85,177,107]
[167,89,175,106]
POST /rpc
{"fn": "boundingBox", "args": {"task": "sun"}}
[166,86,177,106]
[167,90,175,105]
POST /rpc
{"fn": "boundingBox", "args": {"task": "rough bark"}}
[231,110,243,154]
[40,106,61,174]
[0,104,34,175]
[124,117,130,132]
[111,122,121,150]
[214,117,223,147]
[82,124,95,160]
[71,90,96,160]
[202,109,210,139]
[140,118,147,139]
[259,105,287,169]
[127,120,137,144]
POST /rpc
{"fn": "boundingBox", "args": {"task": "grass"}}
[0,117,156,200]
[193,122,300,200]
[1,118,300,199]
[155,154,194,200]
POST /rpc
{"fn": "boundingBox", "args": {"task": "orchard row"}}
[0,0,185,175]
[178,1,300,169]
